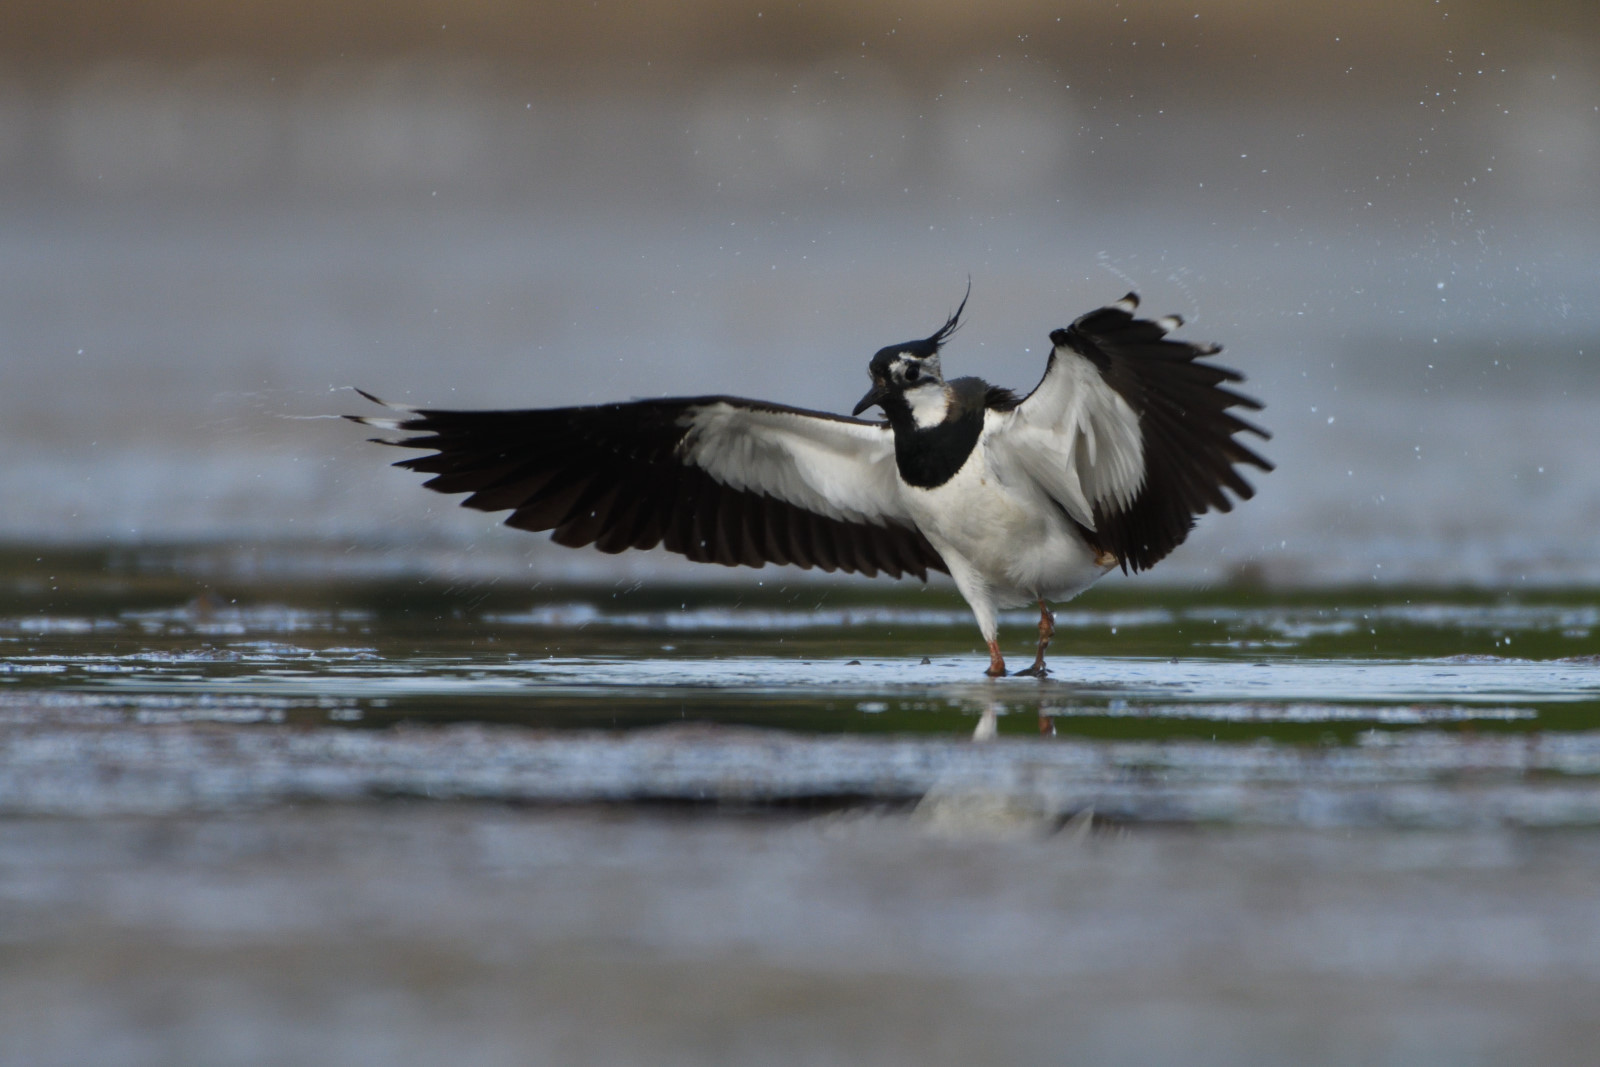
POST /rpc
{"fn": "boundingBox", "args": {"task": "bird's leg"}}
[985,639,1007,677]
[1014,599,1055,678]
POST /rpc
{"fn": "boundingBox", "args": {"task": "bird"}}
[349,290,1271,676]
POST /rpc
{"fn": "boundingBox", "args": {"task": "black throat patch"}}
[880,378,990,489]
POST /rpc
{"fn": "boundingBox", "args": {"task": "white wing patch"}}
[991,343,1146,529]
[678,403,909,527]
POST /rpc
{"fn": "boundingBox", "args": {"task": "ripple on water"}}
[2,718,1600,827]
[478,601,1596,644]
[4,645,1597,705]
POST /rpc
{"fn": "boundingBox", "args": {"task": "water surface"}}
[5,547,1599,826]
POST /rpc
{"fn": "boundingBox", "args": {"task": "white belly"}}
[900,443,1109,610]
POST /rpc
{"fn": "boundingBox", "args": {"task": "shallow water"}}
[5,547,1600,826]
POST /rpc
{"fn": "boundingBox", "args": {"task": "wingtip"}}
[351,387,418,413]
[346,387,423,433]
[1111,292,1140,313]
[346,415,410,432]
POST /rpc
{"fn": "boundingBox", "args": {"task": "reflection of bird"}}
[350,291,1271,676]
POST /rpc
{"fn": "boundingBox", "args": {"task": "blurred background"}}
[3,0,1599,587]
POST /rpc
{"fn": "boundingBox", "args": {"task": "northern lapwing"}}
[350,291,1271,676]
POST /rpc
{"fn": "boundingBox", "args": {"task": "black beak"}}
[852,383,889,417]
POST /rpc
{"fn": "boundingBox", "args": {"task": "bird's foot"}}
[1018,601,1055,678]
[985,640,1007,677]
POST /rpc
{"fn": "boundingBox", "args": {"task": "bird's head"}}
[852,287,968,419]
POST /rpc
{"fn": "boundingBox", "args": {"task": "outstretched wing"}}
[991,294,1272,572]
[349,392,946,579]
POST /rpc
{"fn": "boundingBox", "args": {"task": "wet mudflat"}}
[4,547,1600,1064]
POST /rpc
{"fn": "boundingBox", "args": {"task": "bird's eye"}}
[904,364,920,383]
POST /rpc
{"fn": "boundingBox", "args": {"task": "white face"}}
[891,353,949,428]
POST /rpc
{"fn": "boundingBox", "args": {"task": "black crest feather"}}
[926,279,971,349]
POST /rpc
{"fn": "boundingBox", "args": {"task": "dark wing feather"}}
[350,395,946,580]
[1011,294,1272,573]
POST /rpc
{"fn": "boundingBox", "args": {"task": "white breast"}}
[899,411,1109,607]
